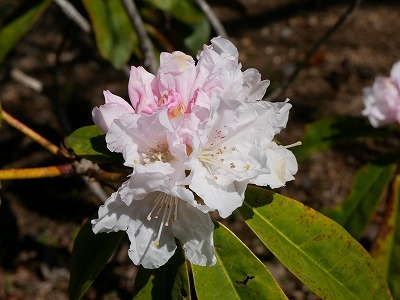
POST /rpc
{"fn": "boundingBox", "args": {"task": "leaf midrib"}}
[243,200,359,300]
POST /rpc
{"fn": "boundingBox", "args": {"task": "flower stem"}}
[1,109,73,160]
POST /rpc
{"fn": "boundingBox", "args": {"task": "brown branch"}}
[1,109,73,160]
[122,0,158,74]
[194,0,228,38]
[0,163,127,182]
[265,0,362,102]
[0,164,73,180]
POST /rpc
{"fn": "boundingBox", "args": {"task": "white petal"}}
[126,192,177,269]
[128,66,158,113]
[210,36,239,58]
[251,143,298,188]
[92,191,134,233]
[237,69,270,102]
[172,202,216,266]
[92,90,134,133]
[189,160,245,218]
[106,109,172,166]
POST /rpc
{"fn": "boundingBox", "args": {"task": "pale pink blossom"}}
[362,61,400,127]
[93,37,269,133]
[91,37,297,269]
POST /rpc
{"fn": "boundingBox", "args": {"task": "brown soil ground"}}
[1,0,400,299]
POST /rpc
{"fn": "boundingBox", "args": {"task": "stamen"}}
[284,141,302,149]
[154,204,169,244]
[147,193,180,247]
[146,195,163,220]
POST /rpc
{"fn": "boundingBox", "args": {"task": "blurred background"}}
[1,0,399,298]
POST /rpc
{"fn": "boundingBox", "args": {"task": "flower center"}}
[140,149,171,165]
[158,90,185,119]
[147,193,179,246]
[198,146,249,180]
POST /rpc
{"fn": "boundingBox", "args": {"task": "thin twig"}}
[11,69,43,92]
[194,0,228,38]
[81,176,109,202]
[1,109,73,160]
[0,165,73,180]
[265,0,362,102]
[0,162,127,182]
[122,0,158,74]
[54,0,91,33]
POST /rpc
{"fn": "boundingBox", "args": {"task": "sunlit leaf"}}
[66,125,120,162]
[371,175,400,298]
[132,241,190,299]
[69,218,124,300]
[324,158,396,239]
[82,0,138,69]
[146,0,210,54]
[292,116,391,161]
[0,0,51,64]
[192,221,287,300]
[240,186,392,299]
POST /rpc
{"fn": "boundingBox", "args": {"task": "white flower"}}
[90,36,298,269]
[92,178,216,269]
[362,61,400,127]
[186,97,297,218]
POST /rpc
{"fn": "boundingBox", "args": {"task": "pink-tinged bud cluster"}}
[362,61,400,128]
[91,37,298,269]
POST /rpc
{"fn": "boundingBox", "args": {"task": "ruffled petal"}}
[189,159,245,218]
[92,191,133,233]
[92,90,135,133]
[210,36,239,58]
[157,51,196,108]
[172,202,216,266]
[106,109,173,166]
[251,142,298,188]
[237,69,270,102]
[128,66,158,114]
[125,192,177,269]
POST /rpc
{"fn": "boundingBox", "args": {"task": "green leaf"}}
[324,158,396,239]
[371,175,400,298]
[240,186,392,299]
[0,0,51,64]
[184,17,211,55]
[292,116,391,161]
[146,0,205,25]
[192,221,287,300]
[69,218,124,300]
[82,0,138,69]
[145,0,210,54]
[66,125,119,162]
[132,241,190,299]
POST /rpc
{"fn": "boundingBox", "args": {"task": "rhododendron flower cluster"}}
[91,37,298,269]
[362,61,400,128]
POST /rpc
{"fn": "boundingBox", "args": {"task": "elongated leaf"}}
[240,186,392,299]
[82,0,138,69]
[192,221,287,300]
[146,0,204,24]
[66,125,120,162]
[371,175,400,298]
[132,242,190,299]
[0,0,51,64]
[184,17,211,55]
[292,116,391,161]
[146,0,210,54]
[324,158,396,239]
[69,218,124,300]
